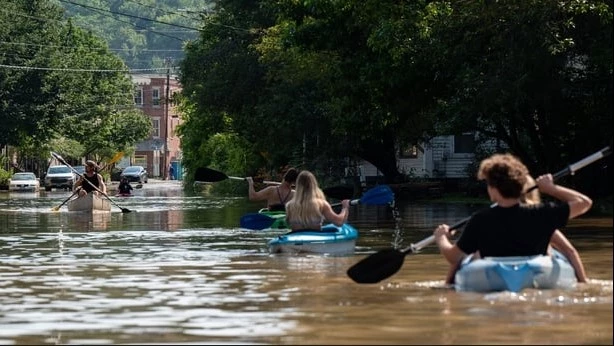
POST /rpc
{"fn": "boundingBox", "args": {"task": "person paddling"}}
[284,170,350,231]
[74,160,107,197]
[433,153,592,284]
[246,168,298,211]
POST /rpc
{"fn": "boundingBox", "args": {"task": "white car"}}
[44,165,75,191]
[9,172,41,192]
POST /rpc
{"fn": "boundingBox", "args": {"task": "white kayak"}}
[68,193,111,213]
[454,250,577,292]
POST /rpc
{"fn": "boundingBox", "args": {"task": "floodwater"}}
[0,180,611,345]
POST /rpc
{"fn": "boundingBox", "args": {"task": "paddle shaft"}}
[51,152,132,213]
[228,176,280,185]
[52,189,80,211]
[402,146,612,255]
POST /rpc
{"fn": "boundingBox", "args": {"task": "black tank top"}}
[82,174,100,193]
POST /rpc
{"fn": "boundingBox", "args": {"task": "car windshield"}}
[48,166,71,174]
[12,173,36,181]
[74,166,85,174]
[123,167,141,173]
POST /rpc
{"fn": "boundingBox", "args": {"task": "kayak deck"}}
[268,223,358,255]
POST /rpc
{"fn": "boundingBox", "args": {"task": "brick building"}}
[130,73,182,180]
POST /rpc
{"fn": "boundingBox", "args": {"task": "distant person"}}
[169,165,175,180]
[285,170,350,231]
[433,153,592,284]
[118,177,134,196]
[74,160,107,197]
[246,168,298,211]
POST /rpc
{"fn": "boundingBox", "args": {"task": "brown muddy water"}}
[0,180,611,344]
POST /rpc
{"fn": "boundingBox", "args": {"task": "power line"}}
[58,0,202,32]
[0,63,171,73]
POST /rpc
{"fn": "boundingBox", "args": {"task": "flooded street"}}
[0,180,612,344]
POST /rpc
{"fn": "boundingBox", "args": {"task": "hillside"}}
[59,0,211,70]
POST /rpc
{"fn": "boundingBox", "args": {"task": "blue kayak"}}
[268,223,358,255]
[454,250,577,293]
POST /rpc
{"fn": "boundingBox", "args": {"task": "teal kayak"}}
[454,250,577,292]
[267,223,358,255]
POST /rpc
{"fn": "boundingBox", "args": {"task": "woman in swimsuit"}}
[285,170,350,231]
[246,168,299,211]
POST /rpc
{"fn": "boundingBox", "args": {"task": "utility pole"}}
[164,57,171,180]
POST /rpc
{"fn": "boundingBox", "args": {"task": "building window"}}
[134,87,143,106]
[400,144,419,158]
[133,155,147,166]
[152,117,160,138]
[152,88,161,106]
[454,133,476,154]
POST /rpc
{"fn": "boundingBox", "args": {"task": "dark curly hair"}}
[477,153,528,198]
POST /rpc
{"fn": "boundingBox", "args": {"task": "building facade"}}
[131,73,182,180]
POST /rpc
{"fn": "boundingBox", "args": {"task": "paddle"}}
[51,189,80,212]
[194,167,279,185]
[346,146,612,284]
[240,184,395,230]
[50,152,133,213]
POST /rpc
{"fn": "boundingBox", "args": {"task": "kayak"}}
[239,208,288,230]
[268,223,358,255]
[454,250,577,293]
[67,193,111,213]
[258,208,288,229]
[115,192,133,197]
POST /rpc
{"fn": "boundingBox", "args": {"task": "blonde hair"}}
[285,171,326,226]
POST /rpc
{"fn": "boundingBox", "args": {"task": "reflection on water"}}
[0,183,612,344]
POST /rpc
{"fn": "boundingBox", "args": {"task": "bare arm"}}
[97,174,107,194]
[321,199,350,226]
[536,174,592,219]
[434,225,467,266]
[550,230,588,282]
[246,177,273,201]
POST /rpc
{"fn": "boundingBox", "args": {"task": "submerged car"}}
[120,166,148,183]
[44,165,75,191]
[9,172,40,192]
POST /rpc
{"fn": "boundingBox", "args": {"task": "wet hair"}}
[283,168,298,184]
[477,153,528,199]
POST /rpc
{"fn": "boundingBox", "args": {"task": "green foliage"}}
[59,0,208,69]
[1,0,152,164]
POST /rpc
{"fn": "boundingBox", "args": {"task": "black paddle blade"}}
[346,248,408,283]
[120,208,132,213]
[194,167,228,182]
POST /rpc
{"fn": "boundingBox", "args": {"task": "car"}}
[9,172,40,192]
[120,166,148,183]
[44,165,75,191]
[74,165,85,177]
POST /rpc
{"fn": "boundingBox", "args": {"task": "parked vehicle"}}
[9,172,40,192]
[74,165,85,177]
[44,165,75,191]
[120,166,148,183]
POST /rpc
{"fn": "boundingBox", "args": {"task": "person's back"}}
[247,168,298,211]
[434,153,592,281]
[285,170,350,231]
